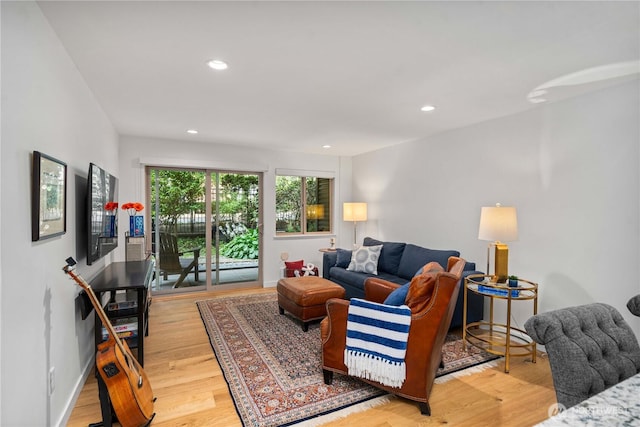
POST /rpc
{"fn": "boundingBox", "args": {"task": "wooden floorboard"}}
[66,287,557,426]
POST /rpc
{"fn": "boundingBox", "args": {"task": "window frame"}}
[275,172,334,236]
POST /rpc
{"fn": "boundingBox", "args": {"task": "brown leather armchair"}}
[320,256,466,416]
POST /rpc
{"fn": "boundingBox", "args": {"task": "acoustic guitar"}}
[63,257,155,427]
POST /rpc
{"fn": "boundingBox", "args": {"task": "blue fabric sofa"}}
[322,237,484,329]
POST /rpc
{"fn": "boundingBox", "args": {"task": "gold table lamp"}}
[478,203,518,283]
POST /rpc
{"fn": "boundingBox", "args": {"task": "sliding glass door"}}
[211,172,261,286]
[147,167,261,293]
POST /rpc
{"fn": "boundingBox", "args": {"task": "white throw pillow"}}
[347,245,383,275]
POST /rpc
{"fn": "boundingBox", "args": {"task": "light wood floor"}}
[67,288,557,427]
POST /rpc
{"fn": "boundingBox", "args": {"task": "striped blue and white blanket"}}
[345,298,412,388]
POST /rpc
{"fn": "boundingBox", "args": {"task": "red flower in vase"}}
[122,202,144,216]
[104,202,118,212]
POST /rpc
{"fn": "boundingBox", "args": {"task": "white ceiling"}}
[38,1,639,157]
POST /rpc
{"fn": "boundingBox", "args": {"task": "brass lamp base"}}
[493,242,509,283]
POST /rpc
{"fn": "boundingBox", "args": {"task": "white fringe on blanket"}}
[345,298,411,389]
[344,350,407,388]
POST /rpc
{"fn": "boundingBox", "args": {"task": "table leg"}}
[462,280,468,351]
[489,297,494,334]
[505,295,511,373]
[532,293,538,364]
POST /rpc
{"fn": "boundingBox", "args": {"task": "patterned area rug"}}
[197,293,499,427]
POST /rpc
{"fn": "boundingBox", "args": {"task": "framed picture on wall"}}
[32,151,67,241]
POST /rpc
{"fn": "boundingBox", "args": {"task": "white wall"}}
[353,80,640,336]
[1,3,120,425]
[118,136,352,287]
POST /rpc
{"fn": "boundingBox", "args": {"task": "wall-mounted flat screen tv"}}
[87,163,119,265]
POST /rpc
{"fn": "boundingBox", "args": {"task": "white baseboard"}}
[263,280,278,288]
[57,356,94,427]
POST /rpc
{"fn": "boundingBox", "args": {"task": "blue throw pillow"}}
[335,248,352,268]
[384,282,411,306]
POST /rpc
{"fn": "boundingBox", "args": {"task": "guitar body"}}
[96,338,155,427]
[62,257,155,427]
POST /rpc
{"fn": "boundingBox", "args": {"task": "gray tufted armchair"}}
[524,303,640,409]
[628,294,640,317]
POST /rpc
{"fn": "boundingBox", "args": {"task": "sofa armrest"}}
[322,251,338,279]
[364,278,402,303]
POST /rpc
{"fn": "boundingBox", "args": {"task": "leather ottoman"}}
[277,276,346,331]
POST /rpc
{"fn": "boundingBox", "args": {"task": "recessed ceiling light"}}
[322,145,331,149]
[207,59,228,70]
[420,105,436,112]
[187,129,198,134]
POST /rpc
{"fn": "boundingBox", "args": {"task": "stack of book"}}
[478,284,520,298]
[102,317,138,341]
[107,300,137,311]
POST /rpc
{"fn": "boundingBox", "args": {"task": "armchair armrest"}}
[364,278,402,303]
[178,247,202,257]
[321,298,350,370]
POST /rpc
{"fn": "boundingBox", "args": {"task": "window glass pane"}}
[306,177,331,232]
[276,175,332,234]
[276,176,301,233]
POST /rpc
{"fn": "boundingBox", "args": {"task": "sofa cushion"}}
[347,244,383,274]
[375,272,409,286]
[330,267,372,290]
[397,244,460,280]
[335,248,352,268]
[363,237,406,275]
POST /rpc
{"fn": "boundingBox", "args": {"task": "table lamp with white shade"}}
[478,203,518,283]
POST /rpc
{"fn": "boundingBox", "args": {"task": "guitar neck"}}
[65,268,130,356]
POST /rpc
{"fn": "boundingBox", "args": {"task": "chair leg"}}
[278,306,284,315]
[323,369,333,385]
[419,402,431,416]
[174,260,198,288]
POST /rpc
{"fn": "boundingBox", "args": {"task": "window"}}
[276,175,333,234]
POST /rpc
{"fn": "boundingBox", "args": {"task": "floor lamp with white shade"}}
[343,202,367,248]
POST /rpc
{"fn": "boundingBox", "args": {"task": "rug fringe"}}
[434,360,500,384]
[292,395,394,426]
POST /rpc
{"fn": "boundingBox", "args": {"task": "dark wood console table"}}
[90,259,153,366]
[87,259,153,427]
